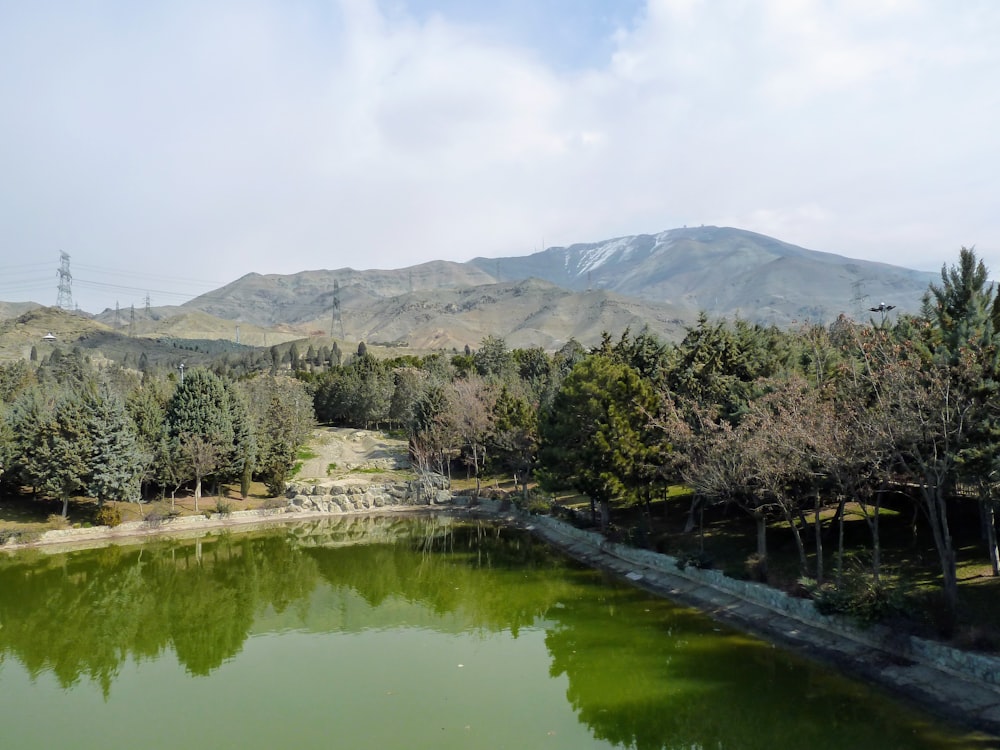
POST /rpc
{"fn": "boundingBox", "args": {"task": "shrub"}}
[953,625,1000,653]
[743,553,767,582]
[264,465,290,497]
[47,514,69,530]
[521,495,552,515]
[810,567,912,626]
[215,499,232,517]
[675,550,715,570]
[143,502,177,528]
[94,504,123,528]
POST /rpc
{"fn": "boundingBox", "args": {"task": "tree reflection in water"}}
[0,517,974,749]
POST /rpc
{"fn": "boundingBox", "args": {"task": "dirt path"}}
[297,427,411,485]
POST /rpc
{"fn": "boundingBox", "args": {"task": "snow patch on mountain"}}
[576,237,634,276]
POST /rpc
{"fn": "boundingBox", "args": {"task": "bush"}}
[744,553,767,582]
[675,550,715,570]
[94,504,123,528]
[263,465,290,498]
[521,495,553,515]
[143,502,176,528]
[47,514,69,529]
[215,499,232,516]
[810,567,912,626]
[953,625,1000,653]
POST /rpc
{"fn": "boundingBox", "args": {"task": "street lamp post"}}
[869,302,896,326]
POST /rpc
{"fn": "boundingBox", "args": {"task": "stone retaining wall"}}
[520,512,1000,688]
[284,474,453,513]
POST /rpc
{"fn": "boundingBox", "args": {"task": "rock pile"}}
[284,473,452,514]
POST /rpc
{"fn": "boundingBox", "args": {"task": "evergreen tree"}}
[164,369,233,509]
[472,335,515,381]
[538,354,659,531]
[87,385,144,506]
[37,390,92,517]
[225,383,257,499]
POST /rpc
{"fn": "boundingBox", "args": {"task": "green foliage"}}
[215,499,233,516]
[808,568,912,625]
[94,504,123,528]
[87,384,144,504]
[538,354,659,527]
[473,335,514,380]
[263,463,290,498]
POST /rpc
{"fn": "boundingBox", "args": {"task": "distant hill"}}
[0,226,941,356]
[467,226,935,327]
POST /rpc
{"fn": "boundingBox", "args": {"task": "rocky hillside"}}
[467,226,936,326]
[0,226,942,354]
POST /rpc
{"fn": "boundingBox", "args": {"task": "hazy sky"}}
[2,0,998,313]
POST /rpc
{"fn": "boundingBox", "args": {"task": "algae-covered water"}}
[0,516,983,749]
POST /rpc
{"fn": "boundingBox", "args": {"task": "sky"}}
[1,0,999,313]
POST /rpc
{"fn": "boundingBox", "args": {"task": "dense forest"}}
[2,247,999,629]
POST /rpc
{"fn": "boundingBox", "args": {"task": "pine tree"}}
[538,354,659,531]
[164,369,233,510]
[87,385,144,505]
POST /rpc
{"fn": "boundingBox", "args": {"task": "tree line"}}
[0,354,314,514]
[298,247,1000,625]
[1,246,997,625]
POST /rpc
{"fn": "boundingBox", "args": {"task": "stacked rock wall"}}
[284,474,452,514]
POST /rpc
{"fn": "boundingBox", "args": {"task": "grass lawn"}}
[595,488,1000,646]
[0,480,278,533]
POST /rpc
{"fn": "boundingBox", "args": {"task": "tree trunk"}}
[922,484,959,625]
[871,492,883,585]
[986,503,1000,577]
[61,495,69,518]
[755,512,768,578]
[979,499,1000,577]
[813,491,824,583]
[837,499,845,587]
[683,495,700,534]
[782,504,808,576]
[194,474,202,512]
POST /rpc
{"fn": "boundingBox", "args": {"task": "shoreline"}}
[4,498,1000,739]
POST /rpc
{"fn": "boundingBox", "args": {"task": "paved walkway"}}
[491,509,1000,741]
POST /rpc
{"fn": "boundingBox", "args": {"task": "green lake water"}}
[0,516,986,749]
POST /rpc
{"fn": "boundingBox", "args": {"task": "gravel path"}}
[297,427,411,484]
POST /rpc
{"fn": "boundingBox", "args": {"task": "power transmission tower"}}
[850,279,870,320]
[115,301,121,328]
[56,251,74,310]
[145,293,151,315]
[128,304,135,337]
[331,280,344,339]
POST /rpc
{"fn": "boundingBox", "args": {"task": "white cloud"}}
[1,0,999,312]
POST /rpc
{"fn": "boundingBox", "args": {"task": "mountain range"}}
[0,226,938,359]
